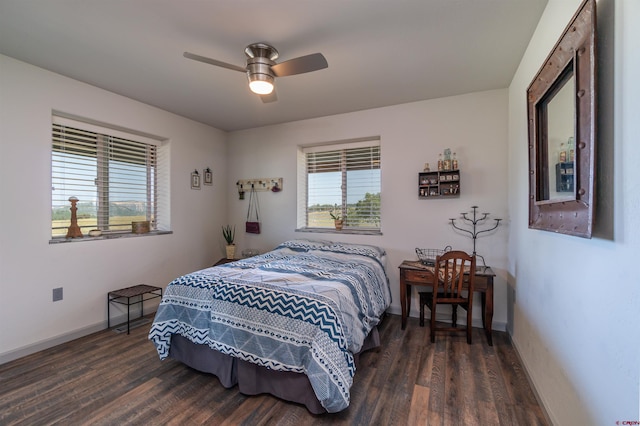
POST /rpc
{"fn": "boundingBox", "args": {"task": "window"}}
[51,115,167,238]
[299,138,381,232]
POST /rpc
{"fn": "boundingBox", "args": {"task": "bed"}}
[148,239,391,413]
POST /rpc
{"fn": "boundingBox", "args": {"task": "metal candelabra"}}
[449,206,501,267]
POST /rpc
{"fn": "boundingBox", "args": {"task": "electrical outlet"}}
[53,287,63,302]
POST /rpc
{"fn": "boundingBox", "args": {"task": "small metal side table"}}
[107,284,162,334]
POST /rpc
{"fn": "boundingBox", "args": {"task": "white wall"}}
[0,55,228,362]
[226,90,510,327]
[507,0,640,424]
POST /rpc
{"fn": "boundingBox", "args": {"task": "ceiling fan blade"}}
[260,90,278,103]
[183,52,246,73]
[271,53,328,77]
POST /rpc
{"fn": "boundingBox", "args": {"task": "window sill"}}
[295,227,382,236]
[49,230,172,244]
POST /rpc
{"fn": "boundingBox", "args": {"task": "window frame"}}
[50,114,169,242]
[297,137,382,234]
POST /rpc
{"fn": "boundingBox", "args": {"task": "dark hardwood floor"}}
[0,314,548,425]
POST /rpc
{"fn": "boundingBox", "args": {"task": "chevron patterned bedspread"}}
[148,240,391,413]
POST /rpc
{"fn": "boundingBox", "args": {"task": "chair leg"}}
[467,308,473,344]
[430,301,436,343]
[452,305,458,328]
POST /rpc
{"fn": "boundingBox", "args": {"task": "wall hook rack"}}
[236,178,283,196]
[236,178,282,200]
[449,205,502,267]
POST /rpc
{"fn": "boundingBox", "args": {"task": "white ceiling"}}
[0,0,547,132]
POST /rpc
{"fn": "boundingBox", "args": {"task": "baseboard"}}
[507,332,554,426]
[0,323,104,365]
[0,309,156,365]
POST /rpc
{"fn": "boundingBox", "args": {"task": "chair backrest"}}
[435,250,476,301]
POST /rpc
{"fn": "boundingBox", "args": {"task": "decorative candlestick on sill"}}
[66,196,83,238]
[449,206,501,268]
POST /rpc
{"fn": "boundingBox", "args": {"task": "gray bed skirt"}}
[168,327,381,414]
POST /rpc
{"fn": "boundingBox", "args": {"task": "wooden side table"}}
[107,284,162,334]
[399,260,495,345]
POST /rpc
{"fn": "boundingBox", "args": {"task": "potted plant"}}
[329,207,344,230]
[222,225,236,259]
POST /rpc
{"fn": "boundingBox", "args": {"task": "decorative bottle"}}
[438,154,443,171]
[443,148,452,170]
[452,152,458,170]
[567,137,575,162]
[558,143,566,163]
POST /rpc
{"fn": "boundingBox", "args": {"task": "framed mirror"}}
[527,0,596,238]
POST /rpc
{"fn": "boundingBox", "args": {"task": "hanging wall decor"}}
[236,181,246,200]
[236,178,283,193]
[204,168,212,185]
[245,185,261,234]
[527,0,596,238]
[191,169,201,189]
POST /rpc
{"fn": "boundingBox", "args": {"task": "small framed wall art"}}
[204,168,212,185]
[191,170,201,190]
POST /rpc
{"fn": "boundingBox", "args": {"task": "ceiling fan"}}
[183,43,328,103]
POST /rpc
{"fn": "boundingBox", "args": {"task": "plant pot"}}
[334,220,343,230]
[225,244,236,260]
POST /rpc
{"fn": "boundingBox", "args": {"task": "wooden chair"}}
[419,250,476,344]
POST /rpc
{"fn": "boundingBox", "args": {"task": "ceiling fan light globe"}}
[249,80,274,95]
[248,72,275,95]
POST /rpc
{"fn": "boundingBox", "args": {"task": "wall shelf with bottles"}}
[419,148,460,199]
[555,162,574,192]
[419,170,460,198]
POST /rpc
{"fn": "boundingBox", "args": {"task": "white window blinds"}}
[303,139,381,230]
[51,119,160,237]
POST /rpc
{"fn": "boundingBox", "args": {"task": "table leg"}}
[483,286,494,346]
[400,277,408,329]
[481,292,486,329]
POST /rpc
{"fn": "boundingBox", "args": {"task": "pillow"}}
[318,242,386,262]
[276,239,332,252]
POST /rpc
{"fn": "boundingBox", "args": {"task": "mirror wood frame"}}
[527,0,596,238]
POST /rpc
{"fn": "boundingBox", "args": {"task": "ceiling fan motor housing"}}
[246,56,275,81]
[244,43,279,61]
[245,43,277,87]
